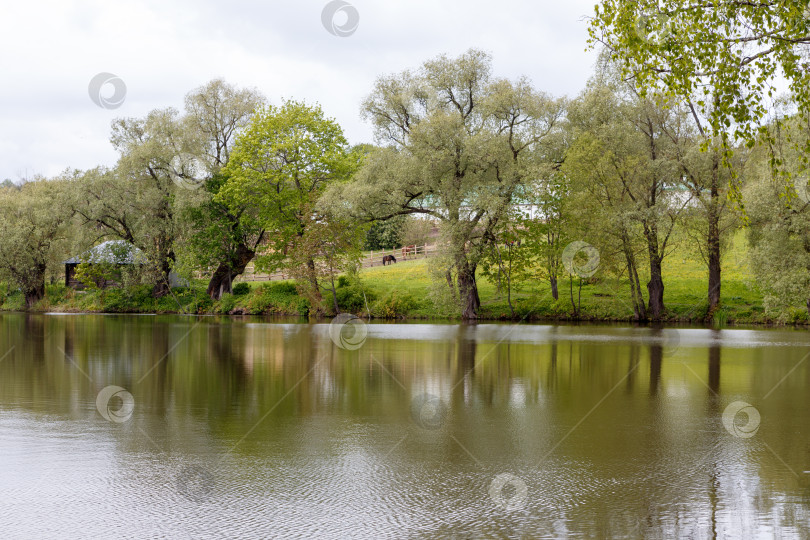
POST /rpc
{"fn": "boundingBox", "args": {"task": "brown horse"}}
[401,245,416,258]
[382,255,397,266]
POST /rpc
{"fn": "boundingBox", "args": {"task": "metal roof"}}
[64,240,147,265]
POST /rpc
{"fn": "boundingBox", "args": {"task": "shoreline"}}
[6,305,806,330]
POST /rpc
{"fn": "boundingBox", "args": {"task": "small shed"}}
[64,240,146,289]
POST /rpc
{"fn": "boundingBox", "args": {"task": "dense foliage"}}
[3,39,810,322]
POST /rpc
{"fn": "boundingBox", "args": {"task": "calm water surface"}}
[1,313,810,538]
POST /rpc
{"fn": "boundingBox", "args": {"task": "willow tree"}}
[591,1,810,313]
[180,79,265,299]
[330,49,564,319]
[76,108,196,296]
[746,110,810,318]
[564,75,687,321]
[0,179,74,307]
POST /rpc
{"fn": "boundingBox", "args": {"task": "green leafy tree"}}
[589,4,782,312]
[180,79,266,298]
[74,108,200,296]
[675,134,744,315]
[363,216,405,251]
[294,215,365,314]
[178,171,267,299]
[218,101,358,309]
[76,80,264,299]
[746,110,810,318]
[184,78,265,168]
[0,178,74,307]
[480,221,531,318]
[564,74,689,320]
[590,1,810,163]
[746,173,810,319]
[521,174,570,301]
[329,49,564,319]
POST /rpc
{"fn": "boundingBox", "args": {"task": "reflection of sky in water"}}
[283,322,810,349]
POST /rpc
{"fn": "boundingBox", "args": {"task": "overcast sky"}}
[0,0,600,181]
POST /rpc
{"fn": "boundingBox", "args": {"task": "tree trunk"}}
[457,261,480,320]
[707,229,721,315]
[550,276,559,301]
[622,234,646,320]
[329,272,339,314]
[207,243,257,300]
[22,263,47,308]
[645,226,665,320]
[153,255,174,298]
[569,276,577,317]
[506,254,515,318]
[24,286,44,308]
[307,258,321,301]
[707,158,722,316]
[647,265,665,320]
[629,259,646,320]
[24,282,45,308]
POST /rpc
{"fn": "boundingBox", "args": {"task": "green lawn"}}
[358,232,766,324]
[0,232,778,325]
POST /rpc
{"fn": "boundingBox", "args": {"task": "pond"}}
[1,313,809,538]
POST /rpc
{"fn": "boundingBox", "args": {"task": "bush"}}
[373,291,418,318]
[45,284,70,305]
[269,282,298,295]
[335,275,373,314]
[712,308,730,327]
[336,287,369,313]
[155,287,213,313]
[232,282,250,296]
[102,285,154,312]
[788,307,809,324]
[217,293,238,314]
[1,290,24,311]
[244,281,309,316]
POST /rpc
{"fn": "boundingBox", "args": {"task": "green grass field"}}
[0,231,782,325]
[356,231,766,324]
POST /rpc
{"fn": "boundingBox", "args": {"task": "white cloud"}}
[0,0,599,180]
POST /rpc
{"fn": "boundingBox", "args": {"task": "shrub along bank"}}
[0,254,778,326]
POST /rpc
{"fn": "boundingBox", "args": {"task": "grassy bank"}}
[0,233,786,325]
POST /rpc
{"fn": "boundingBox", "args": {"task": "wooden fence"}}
[236,243,437,282]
